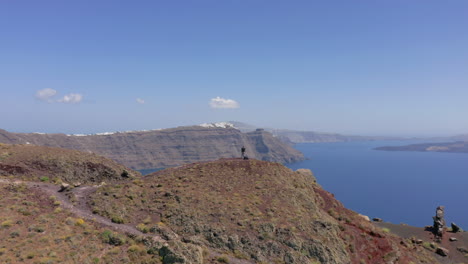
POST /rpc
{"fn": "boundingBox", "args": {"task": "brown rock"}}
[451,222,462,233]
[59,183,70,192]
[436,247,449,257]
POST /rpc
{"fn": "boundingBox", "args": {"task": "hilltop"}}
[90,158,439,263]
[0,126,304,170]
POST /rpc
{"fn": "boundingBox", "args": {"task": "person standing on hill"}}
[241,146,246,159]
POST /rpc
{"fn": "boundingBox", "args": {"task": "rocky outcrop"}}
[433,206,446,241]
[0,127,304,169]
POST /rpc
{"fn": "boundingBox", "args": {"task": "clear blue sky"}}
[1,0,467,136]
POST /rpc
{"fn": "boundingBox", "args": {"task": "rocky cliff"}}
[0,127,304,170]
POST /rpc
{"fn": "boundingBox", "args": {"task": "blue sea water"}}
[286,141,468,227]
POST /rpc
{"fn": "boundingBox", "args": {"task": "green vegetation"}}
[100,230,126,246]
[40,176,49,182]
[217,255,229,263]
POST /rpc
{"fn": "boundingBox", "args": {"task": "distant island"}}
[376,141,468,153]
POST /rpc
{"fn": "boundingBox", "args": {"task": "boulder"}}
[58,183,70,192]
[449,237,457,242]
[358,214,370,222]
[451,222,462,233]
[436,247,449,257]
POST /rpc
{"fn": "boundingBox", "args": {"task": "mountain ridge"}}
[0,126,304,170]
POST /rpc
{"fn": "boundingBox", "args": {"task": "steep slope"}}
[0,143,139,184]
[90,159,438,263]
[0,127,304,170]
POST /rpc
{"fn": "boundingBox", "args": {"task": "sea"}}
[286,140,468,228]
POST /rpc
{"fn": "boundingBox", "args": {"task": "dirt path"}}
[0,178,254,263]
[0,178,165,242]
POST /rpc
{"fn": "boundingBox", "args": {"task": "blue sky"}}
[1,1,467,136]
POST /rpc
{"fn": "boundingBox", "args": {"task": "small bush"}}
[1,220,13,228]
[381,228,390,233]
[143,216,152,225]
[217,255,229,263]
[40,176,49,182]
[10,231,20,238]
[101,230,126,246]
[121,170,130,178]
[75,218,85,226]
[136,223,149,233]
[127,245,146,255]
[26,251,35,259]
[111,216,124,224]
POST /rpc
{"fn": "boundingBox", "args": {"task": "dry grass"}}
[0,182,161,264]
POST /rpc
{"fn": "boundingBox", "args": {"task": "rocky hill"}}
[0,127,304,170]
[89,158,439,263]
[0,143,139,184]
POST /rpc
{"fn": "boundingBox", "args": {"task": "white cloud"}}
[209,96,240,109]
[57,93,83,104]
[35,89,83,104]
[35,88,57,102]
[136,98,145,104]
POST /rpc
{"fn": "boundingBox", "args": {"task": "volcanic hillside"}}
[90,159,438,263]
[0,143,139,184]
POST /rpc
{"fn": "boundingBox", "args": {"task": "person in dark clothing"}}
[241,146,246,159]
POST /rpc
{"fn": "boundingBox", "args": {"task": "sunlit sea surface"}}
[286,141,468,227]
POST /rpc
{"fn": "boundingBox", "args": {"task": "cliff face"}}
[0,127,304,169]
